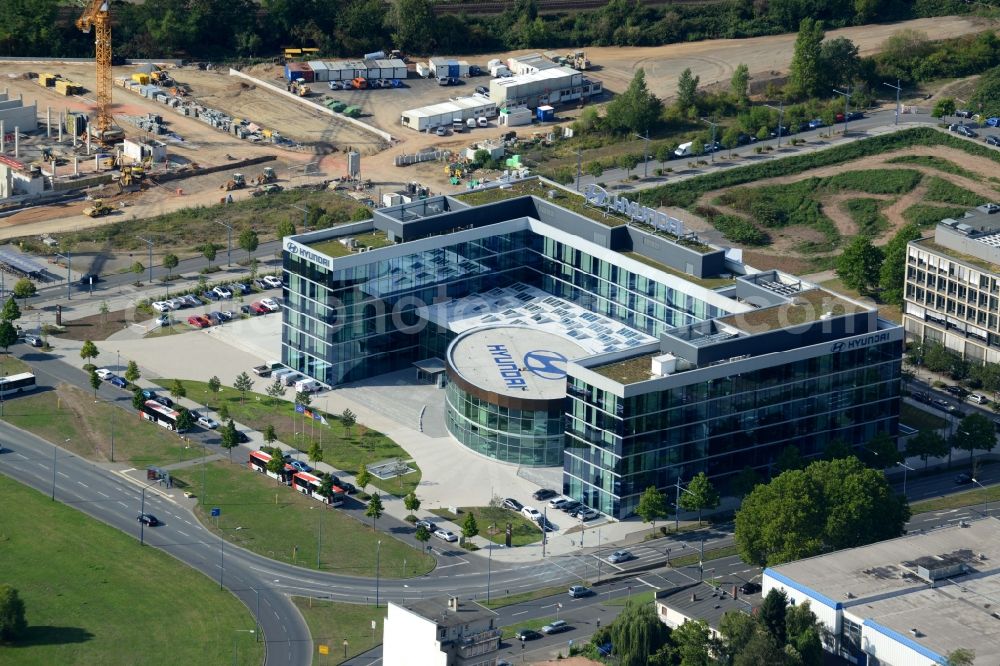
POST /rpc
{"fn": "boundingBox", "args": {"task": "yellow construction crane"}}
[76,0,122,142]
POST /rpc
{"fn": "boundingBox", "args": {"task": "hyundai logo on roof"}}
[523,350,568,380]
[583,184,685,237]
[285,240,331,268]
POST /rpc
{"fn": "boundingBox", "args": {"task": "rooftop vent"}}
[651,353,676,377]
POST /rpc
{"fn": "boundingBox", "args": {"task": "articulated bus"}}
[139,399,184,431]
[248,450,295,485]
[0,372,36,397]
[291,471,344,507]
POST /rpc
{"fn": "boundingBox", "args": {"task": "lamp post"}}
[898,461,915,497]
[232,629,255,666]
[971,478,990,517]
[52,437,70,500]
[634,129,650,178]
[136,236,154,285]
[214,221,234,267]
[289,204,310,232]
[54,252,72,300]
[486,524,495,604]
[343,639,348,659]
[139,483,150,545]
[375,540,382,608]
[700,118,719,163]
[833,88,852,135]
[675,477,696,532]
[883,79,902,125]
[764,102,784,147]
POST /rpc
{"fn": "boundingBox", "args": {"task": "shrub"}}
[713,215,770,246]
[903,204,971,227]
[844,198,890,237]
[923,176,985,206]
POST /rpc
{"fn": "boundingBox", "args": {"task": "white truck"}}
[674,141,693,158]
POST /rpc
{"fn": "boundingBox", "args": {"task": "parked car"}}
[250,302,270,314]
[607,550,635,564]
[196,413,219,429]
[954,473,972,485]
[168,298,186,310]
[541,620,569,635]
[290,460,313,473]
[233,282,251,294]
[945,385,968,398]
[434,528,458,542]
[260,298,281,312]
[202,290,219,301]
[212,285,233,299]
[560,500,582,513]
[739,582,761,594]
[846,111,864,121]
[549,497,570,510]
[338,481,357,494]
[23,334,42,347]
[807,118,825,129]
[235,430,250,443]
[182,294,201,307]
[152,301,171,313]
[435,126,449,137]
[141,389,157,400]
[956,109,973,118]
[577,508,600,521]
[109,375,128,389]
[515,629,541,641]
[416,519,438,532]
[521,506,542,521]
[137,513,159,526]
[969,393,989,405]
[502,498,523,512]
[95,368,113,380]
[532,488,557,501]
[153,396,174,408]
[568,585,591,598]
[252,278,269,290]
[932,399,957,413]
[263,275,283,288]
[987,117,1000,127]
[987,135,1000,147]
[240,304,253,315]
[477,116,488,127]
[217,311,234,322]
[475,85,489,96]
[186,315,209,328]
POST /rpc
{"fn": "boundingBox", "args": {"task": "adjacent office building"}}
[282,180,902,518]
[764,518,1000,666]
[382,597,501,666]
[904,203,1000,364]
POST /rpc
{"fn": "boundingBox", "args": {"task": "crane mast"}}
[75,0,119,141]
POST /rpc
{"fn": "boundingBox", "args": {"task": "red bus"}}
[140,399,185,431]
[291,471,344,507]
[248,450,295,485]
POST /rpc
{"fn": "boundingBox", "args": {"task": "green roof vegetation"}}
[591,353,660,385]
[914,237,1000,275]
[308,231,395,258]
[718,288,868,332]
[624,252,735,289]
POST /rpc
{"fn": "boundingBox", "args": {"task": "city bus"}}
[139,399,184,432]
[248,450,295,485]
[0,372,36,397]
[291,471,344,507]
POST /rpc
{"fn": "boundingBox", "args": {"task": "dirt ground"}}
[55,307,133,341]
[697,144,1000,267]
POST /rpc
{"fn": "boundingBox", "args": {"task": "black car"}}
[475,85,489,96]
[954,473,973,485]
[416,519,437,532]
[911,391,929,403]
[235,430,250,443]
[846,111,864,121]
[234,282,251,294]
[532,488,557,501]
[330,477,358,494]
[515,629,541,641]
[79,273,99,286]
[137,513,159,526]
[153,396,174,408]
[739,581,761,595]
[560,500,582,513]
[502,498,523,512]
[945,385,969,398]
[987,135,1000,147]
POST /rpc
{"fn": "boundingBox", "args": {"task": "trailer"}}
[400,96,497,132]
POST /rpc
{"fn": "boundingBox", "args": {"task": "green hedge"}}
[924,176,987,206]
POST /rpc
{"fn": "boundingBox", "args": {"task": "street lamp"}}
[675,477,697,532]
[343,638,349,659]
[136,236,154,285]
[971,478,990,517]
[833,88,852,135]
[883,79,902,125]
[214,221,235,267]
[375,539,382,608]
[764,102,784,147]
[634,129,650,178]
[232,629,255,666]
[53,252,72,300]
[700,118,719,163]
[289,204,310,232]
[898,461,915,497]
[486,523,495,604]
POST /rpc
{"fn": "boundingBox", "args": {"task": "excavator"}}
[220,173,247,191]
[252,167,276,185]
[76,0,124,143]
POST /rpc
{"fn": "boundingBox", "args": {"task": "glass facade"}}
[445,381,565,466]
[284,228,723,386]
[564,341,901,518]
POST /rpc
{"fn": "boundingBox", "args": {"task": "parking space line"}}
[635,577,658,589]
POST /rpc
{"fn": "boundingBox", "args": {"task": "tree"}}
[836,235,883,296]
[233,371,254,404]
[308,441,323,465]
[239,228,259,264]
[12,278,35,299]
[0,296,20,323]
[946,648,977,666]
[266,454,285,482]
[276,218,296,239]
[971,66,1000,118]
[906,430,949,470]
[341,408,357,438]
[318,474,334,500]
[730,63,750,107]
[366,492,383,529]
[932,97,956,120]
[170,378,187,399]
[0,320,17,354]
[676,67,699,113]
[0,584,27,641]
[760,588,788,645]
[879,223,922,305]
[607,600,671,666]
[721,126,741,151]
[388,0,436,53]
[125,360,141,385]
[619,153,641,179]
[819,37,860,88]
[734,630,792,666]
[718,611,758,661]
[862,431,902,468]
[89,368,101,398]
[208,375,221,402]
[731,466,761,499]
[788,18,825,99]
[415,524,431,544]
[785,601,823,666]
[218,402,230,421]
[604,69,663,135]
[737,457,910,566]
[952,412,996,470]
[586,161,604,179]
[220,419,239,461]
[295,390,311,409]
[131,261,145,278]
[824,438,854,461]
[80,339,99,365]
[775,444,805,472]
[462,511,479,539]
[263,423,277,446]
[668,618,715,666]
[265,378,286,403]
[636,485,668,533]
[404,492,421,516]
[678,472,720,524]
[132,388,145,410]
[202,243,217,267]
[163,253,179,273]
[175,407,194,432]
[356,465,371,493]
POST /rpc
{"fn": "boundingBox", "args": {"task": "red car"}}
[187,315,207,328]
[250,302,269,314]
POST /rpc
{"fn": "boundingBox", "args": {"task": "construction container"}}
[363,50,386,61]
[376,59,408,80]
[131,73,150,85]
[284,63,314,83]
[308,61,329,82]
[499,107,532,127]
[400,96,497,132]
[39,73,57,87]
[536,105,555,122]
[416,63,431,78]
[363,60,383,80]
[429,58,461,78]
[456,60,471,77]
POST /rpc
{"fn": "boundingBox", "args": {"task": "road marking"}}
[117,501,128,507]
[541,603,557,609]
[57,471,69,478]
[634,577,658,590]
[97,491,109,498]
[77,481,88,488]
[122,467,135,472]
[177,530,190,538]
[512,610,528,616]
[435,561,468,569]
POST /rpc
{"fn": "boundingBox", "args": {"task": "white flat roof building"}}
[764,518,1000,666]
[383,596,500,666]
[400,96,497,131]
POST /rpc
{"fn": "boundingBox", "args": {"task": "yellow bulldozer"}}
[83,199,112,218]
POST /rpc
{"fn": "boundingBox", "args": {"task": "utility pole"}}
[214,221,234,267]
[137,236,154,285]
[634,129,650,178]
[834,87,852,135]
[54,252,72,300]
[700,118,719,163]
[764,102,784,147]
[883,79,902,126]
[574,149,582,192]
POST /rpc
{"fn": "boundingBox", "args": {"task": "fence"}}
[394,149,451,167]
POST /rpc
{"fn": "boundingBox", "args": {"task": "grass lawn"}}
[292,598,386,663]
[0,474,263,666]
[2,383,204,467]
[154,378,420,496]
[501,616,556,640]
[818,277,901,323]
[669,544,740,568]
[430,506,543,546]
[605,590,656,606]
[911,484,1000,513]
[0,354,31,375]
[900,402,948,431]
[172,461,435,577]
[483,586,576,610]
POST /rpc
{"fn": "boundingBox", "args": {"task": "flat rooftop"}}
[768,519,1000,664]
[394,597,496,629]
[656,583,757,632]
[448,326,585,400]
[425,282,658,357]
[718,288,867,333]
[590,352,661,385]
[308,231,394,258]
[914,236,1000,275]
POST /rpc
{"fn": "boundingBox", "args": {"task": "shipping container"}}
[536,105,555,121]
[363,60,382,80]
[377,59,408,80]
[298,63,314,83]
[308,60,329,82]
[499,107,532,127]
[284,64,304,81]
[416,63,431,78]
[456,60,471,77]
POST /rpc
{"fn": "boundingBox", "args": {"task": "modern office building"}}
[282,180,902,518]
[763,518,1000,666]
[383,596,501,666]
[904,203,1000,364]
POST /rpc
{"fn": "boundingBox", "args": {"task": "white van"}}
[294,378,322,393]
[969,393,989,405]
[674,141,693,158]
[466,118,477,129]
[282,372,305,386]
[271,367,294,382]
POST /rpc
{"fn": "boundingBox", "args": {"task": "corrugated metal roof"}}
[403,96,495,119]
